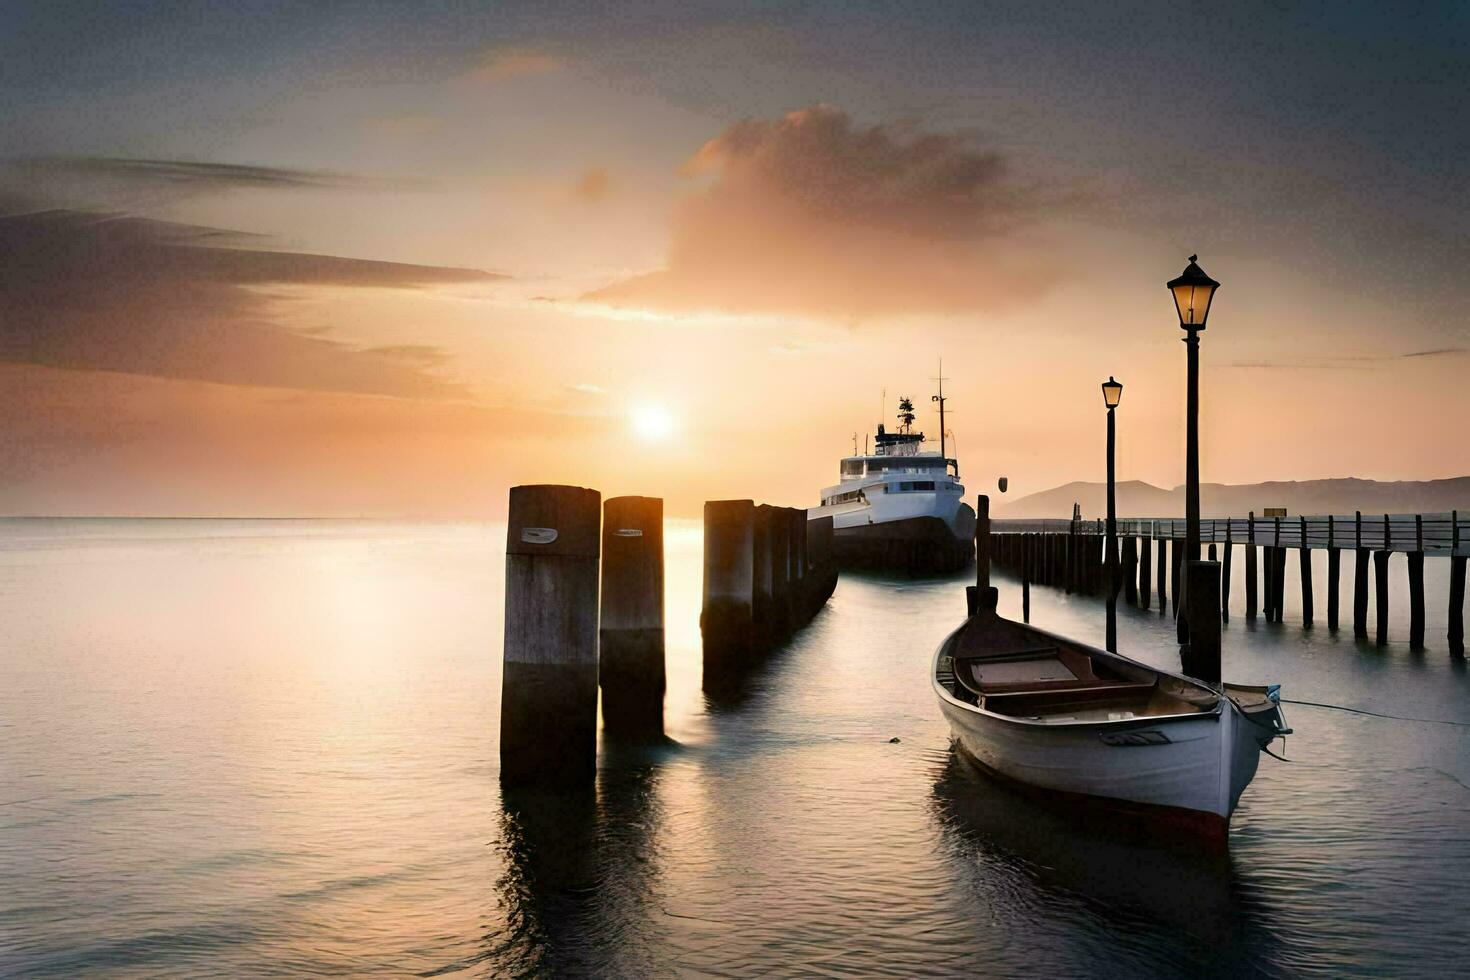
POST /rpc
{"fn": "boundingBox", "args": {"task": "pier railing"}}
[992,512,1467,557]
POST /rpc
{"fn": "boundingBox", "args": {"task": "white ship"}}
[810,386,975,573]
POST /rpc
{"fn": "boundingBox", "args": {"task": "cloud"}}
[565,382,605,395]
[465,48,561,84]
[0,208,502,399]
[574,168,612,202]
[6,157,416,194]
[585,105,1048,318]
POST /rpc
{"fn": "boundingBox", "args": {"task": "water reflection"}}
[930,749,1283,975]
[479,754,673,977]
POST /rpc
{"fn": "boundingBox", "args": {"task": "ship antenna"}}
[852,432,858,455]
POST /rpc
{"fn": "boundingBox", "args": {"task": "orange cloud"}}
[586,105,1048,318]
[465,48,561,84]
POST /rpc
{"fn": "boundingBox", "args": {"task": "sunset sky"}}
[2,2,1466,517]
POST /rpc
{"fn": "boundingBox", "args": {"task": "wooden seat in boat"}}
[952,647,1128,696]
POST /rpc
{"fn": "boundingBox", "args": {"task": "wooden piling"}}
[1299,517,1313,629]
[1273,547,1289,624]
[1122,535,1138,605]
[1353,513,1369,639]
[702,499,756,671]
[1157,536,1168,615]
[1452,512,1466,658]
[501,484,602,785]
[1139,533,1152,610]
[1245,513,1258,621]
[974,496,996,612]
[1326,516,1340,632]
[1221,531,1232,623]
[599,495,665,739]
[1409,516,1425,651]
[1170,538,1183,617]
[1182,561,1222,684]
[1374,548,1390,646]
[1022,533,1032,623]
[806,513,837,613]
[752,505,776,646]
[787,507,807,620]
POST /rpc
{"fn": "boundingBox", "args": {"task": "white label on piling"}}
[615,528,643,537]
[521,527,558,545]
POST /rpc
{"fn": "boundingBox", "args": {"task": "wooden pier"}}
[987,510,1468,656]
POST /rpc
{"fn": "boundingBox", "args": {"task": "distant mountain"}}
[994,477,1470,520]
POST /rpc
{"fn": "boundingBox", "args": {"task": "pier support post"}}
[599,496,665,739]
[1157,537,1168,615]
[1122,536,1138,606]
[1245,546,1258,620]
[1452,512,1465,658]
[1182,561,1222,684]
[1274,547,1289,624]
[1354,550,1370,639]
[1327,550,1341,633]
[1022,533,1032,623]
[1408,551,1426,651]
[1450,555,1466,658]
[501,484,602,785]
[1374,549,1390,646]
[1300,544,1314,630]
[1139,534,1151,610]
[1221,537,1232,623]
[702,500,756,673]
[1170,538,1183,617]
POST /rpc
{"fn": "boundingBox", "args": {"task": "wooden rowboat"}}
[933,589,1289,845]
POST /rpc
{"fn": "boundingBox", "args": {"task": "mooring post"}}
[702,499,756,670]
[1353,512,1370,639]
[1327,515,1341,632]
[1449,510,1465,657]
[599,495,665,739]
[1374,547,1390,646]
[1182,560,1222,685]
[1221,522,1232,623]
[1409,514,1426,651]
[1300,516,1314,629]
[1157,536,1168,615]
[788,507,808,622]
[752,505,776,647]
[973,495,996,613]
[501,484,602,785]
[770,506,792,636]
[1245,512,1258,620]
[806,513,837,612]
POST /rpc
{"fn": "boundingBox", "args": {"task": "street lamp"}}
[1102,376,1122,652]
[1167,255,1220,644]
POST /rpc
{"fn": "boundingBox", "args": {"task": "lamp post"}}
[1166,255,1220,644]
[1102,376,1123,652]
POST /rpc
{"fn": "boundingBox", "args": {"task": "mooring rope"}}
[1280,697,1470,729]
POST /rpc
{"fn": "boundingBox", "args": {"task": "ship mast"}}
[931,358,950,473]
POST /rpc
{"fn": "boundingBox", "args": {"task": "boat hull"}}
[833,511,974,574]
[933,621,1277,843]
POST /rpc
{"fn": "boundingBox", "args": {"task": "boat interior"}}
[942,613,1220,724]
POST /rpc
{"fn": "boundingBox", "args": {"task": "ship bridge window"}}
[897,481,937,492]
[840,460,864,477]
[823,488,866,506]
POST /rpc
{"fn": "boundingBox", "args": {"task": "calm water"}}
[2,519,1468,978]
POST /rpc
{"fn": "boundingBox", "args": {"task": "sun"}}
[630,403,677,442]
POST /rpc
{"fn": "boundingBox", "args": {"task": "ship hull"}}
[833,510,974,574]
